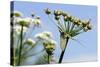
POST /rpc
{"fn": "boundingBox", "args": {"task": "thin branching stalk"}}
[70,22,75,32]
[59,37,69,63]
[64,21,67,31]
[18,25,23,65]
[22,41,38,56]
[23,49,45,59]
[67,21,70,32]
[57,20,65,31]
[47,15,62,32]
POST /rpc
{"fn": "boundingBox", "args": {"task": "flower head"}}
[42,31,52,37]
[24,38,36,46]
[63,15,68,21]
[87,24,92,30]
[31,17,41,26]
[55,16,60,20]
[44,8,51,15]
[34,31,52,40]
[35,31,56,55]
[62,12,67,17]
[11,11,23,17]
[43,39,56,55]
[16,17,31,27]
[54,10,62,16]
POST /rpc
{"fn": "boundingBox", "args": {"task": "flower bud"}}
[11,11,23,17]
[62,12,67,17]
[83,27,88,32]
[55,16,60,20]
[31,12,35,17]
[64,15,68,21]
[87,24,92,30]
[54,10,62,16]
[74,19,81,26]
[44,8,51,15]
[82,22,87,27]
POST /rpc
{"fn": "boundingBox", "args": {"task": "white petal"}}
[16,17,32,27]
[31,18,41,26]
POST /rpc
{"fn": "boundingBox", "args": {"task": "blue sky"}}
[12,1,97,64]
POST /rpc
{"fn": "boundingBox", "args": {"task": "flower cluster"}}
[44,8,92,53]
[43,39,56,55]
[35,31,56,55]
[44,8,92,38]
[15,17,41,27]
[34,31,52,40]
[11,11,23,17]
[11,11,41,36]
[24,38,36,46]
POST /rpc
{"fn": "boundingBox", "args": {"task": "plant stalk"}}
[48,54,50,64]
[59,37,69,63]
[18,25,23,65]
[10,20,15,65]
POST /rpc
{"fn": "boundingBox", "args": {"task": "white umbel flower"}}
[43,39,56,55]
[34,33,48,40]
[12,11,23,17]
[31,17,41,26]
[24,38,36,46]
[34,31,52,40]
[42,31,52,37]
[16,17,31,27]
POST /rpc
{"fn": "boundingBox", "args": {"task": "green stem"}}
[57,20,65,31]
[59,37,69,63]
[67,21,70,32]
[48,54,50,64]
[64,21,67,30]
[18,25,23,65]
